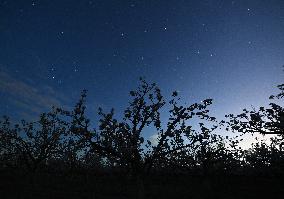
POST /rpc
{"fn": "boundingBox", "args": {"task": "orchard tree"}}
[0,116,19,168]
[226,81,284,143]
[68,78,217,198]
[192,123,229,175]
[0,108,69,172]
[225,76,284,173]
[69,79,217,175]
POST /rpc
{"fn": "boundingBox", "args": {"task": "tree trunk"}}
[136,174,145,199]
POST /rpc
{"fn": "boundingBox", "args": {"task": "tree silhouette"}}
[65,78,217,198]
[226,82,284,136]
[0,116,19,168]
[2,77,284,198]
[68,79,216,173]
[0,109,69,172]
[224,79,284,174]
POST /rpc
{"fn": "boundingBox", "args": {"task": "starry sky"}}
[0,0,284,130]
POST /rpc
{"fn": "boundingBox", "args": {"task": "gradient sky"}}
[1,0,284,138]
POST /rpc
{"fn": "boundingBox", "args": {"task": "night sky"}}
[1,0,284,133]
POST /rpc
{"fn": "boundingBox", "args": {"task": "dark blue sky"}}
[0,0,283,127]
